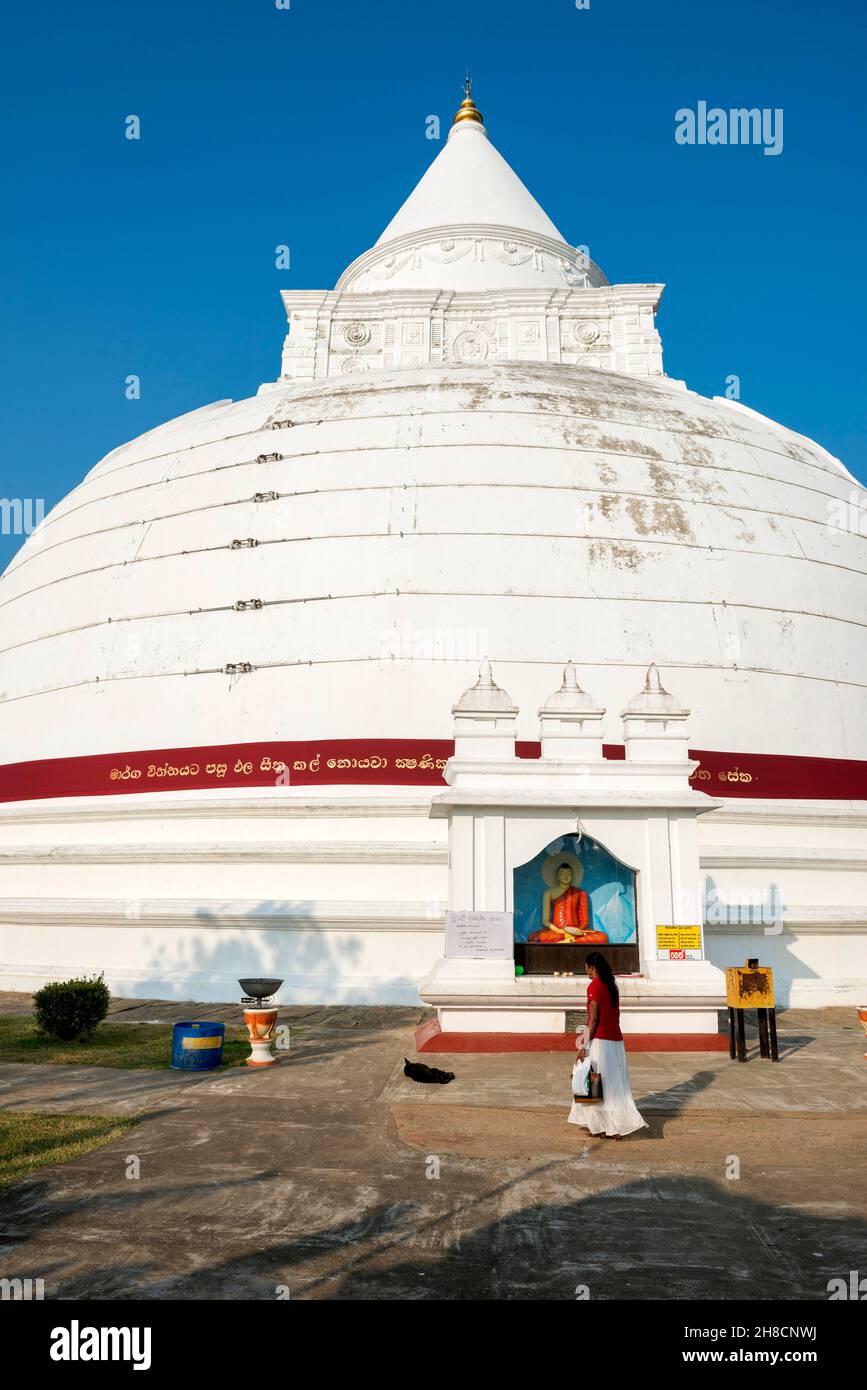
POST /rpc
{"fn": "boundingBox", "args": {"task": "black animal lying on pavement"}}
[404,1058,455,1084]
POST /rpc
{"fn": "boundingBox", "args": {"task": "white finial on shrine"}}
[538,662,605,761]
[621,663,691,762]
[451,660,518,760]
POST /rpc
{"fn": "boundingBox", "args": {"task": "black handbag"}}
[573,1065,604,1105]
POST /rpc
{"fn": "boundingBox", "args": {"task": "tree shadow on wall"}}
[140,904,431,1069]
[703,876,822,1010]
[140,899,426,1003]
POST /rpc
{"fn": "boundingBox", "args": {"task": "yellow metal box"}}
[725,963,775,1009]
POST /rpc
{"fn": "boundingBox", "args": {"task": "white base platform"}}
[433,1004,723,1035]
[420,956,727,1035]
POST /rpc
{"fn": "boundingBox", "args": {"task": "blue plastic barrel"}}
[171,1021,225,1070]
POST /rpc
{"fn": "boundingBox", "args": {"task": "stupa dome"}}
[1,358,865,766]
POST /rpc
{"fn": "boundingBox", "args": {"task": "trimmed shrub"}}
[33,974,111,1042]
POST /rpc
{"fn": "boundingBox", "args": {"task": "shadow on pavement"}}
[10,1171,863,1302]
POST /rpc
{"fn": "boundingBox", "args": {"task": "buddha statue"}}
[529,861,609,945]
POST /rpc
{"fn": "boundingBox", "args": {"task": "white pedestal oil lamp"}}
[239,978,283,1066]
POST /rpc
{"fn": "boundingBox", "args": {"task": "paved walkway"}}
[1,1000,865,1299]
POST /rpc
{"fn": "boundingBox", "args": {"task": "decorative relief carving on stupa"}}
[560,258,592,289]
[343,321,371,346]
[421,237,475,265]
[370,248,416,282]
[491,239,537,268]
[329,319,383,373]
[573,320,600,345]
[563,318,611,357]
[350,236,598,291]
[272,284,663,387]
[448,320,498,364]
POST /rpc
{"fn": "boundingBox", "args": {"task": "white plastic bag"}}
[571,1055,592,1098]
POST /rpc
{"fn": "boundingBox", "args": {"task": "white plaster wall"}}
[0,920,443,1005]
[704,929,864,1007]
[698,800,867,1006]
[0,790,863,1007]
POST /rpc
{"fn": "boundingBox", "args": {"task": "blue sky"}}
[1,0,865,570]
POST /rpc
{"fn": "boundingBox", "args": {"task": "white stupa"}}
[0,83,865,1013]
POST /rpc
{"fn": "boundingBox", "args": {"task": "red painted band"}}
[0,738,865,804]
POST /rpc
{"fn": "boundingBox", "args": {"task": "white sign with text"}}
[444,910,514,960]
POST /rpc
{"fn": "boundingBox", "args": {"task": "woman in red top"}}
[568,951,647,1140]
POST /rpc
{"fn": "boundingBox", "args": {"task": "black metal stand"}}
[728,1005,779,1062]
[760,1007,779,1061]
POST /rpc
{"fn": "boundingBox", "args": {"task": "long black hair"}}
[585,951,619,1008]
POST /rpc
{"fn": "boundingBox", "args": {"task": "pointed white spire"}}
[375,83,565,248]
[542,661,594,706]
[538,663,606,761]
[621,664,691,762]
[453,658,516,713]
[562,661,579,692]
[451,659,518,760]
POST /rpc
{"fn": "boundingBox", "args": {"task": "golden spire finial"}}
[453,72,484,127]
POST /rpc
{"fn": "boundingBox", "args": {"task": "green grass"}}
[0,1110,139,1193]
[0,1015,250,1069]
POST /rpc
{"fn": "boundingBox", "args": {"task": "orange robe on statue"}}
[529,886,608,943]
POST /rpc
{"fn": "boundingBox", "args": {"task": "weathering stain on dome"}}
[625,496,694,540]
[684,467,727,499]
[588,540,647,572]
[647,461,679,494]
[596,459,620,487]
[595,434,664,461]
[596,494,621,520]
[720,511,758,547]
[678,438,715,468]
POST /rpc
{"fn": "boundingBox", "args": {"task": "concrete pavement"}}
[0,1001,865,1299]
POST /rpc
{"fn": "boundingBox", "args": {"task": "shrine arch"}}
[512,831,640,976]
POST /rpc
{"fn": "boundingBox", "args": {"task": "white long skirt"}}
[568,1038,648,1137]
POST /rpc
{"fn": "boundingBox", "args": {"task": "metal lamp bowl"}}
[239,977,284,1000]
